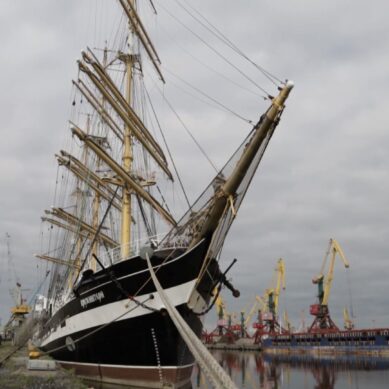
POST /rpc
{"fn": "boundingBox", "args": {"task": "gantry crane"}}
[309,238,350,332]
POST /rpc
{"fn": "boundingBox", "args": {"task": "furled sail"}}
[77,49,172,179]
[118,0,164,82]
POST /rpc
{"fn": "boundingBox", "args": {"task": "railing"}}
[98,233,190,267]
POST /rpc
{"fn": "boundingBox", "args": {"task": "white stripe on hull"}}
[41,279,206,347]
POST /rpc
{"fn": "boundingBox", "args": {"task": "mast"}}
[121,0,135,259]
[91,148,100,271]
[73,115,92,283]
[91,47,109,271]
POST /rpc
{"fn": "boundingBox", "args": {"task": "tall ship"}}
[33,1,294,387]
[261,239,389,356]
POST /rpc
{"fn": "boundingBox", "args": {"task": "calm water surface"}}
[85,350,389,389]
[192,350,389,389]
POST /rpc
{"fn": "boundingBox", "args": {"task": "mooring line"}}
[145,252,239,389]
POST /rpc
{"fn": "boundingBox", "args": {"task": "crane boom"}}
[312,238,349,306]
[215,294,225,319]
[255,295,267,311]
[244,295,267,326]
[266,258,285,315]
[343,307,354,330]
[253,258,288,337]
[283,310,292,332]
[309,238,350,332]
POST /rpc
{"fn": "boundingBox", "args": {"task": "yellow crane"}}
[215,293,237,326]
[254,258,287,335]
[215,293,225,320]
[265,258,285,319]
[244,295,267,328]
[283,310,292,332]
[10,282,31,317]
[309,238,350,332]
[1,234,31,342]
[343,308,354,330]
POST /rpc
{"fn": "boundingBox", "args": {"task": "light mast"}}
[120,0,136,259]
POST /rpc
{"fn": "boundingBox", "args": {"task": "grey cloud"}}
[1,0,389,331]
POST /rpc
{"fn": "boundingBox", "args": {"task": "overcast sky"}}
[1,0,389,332]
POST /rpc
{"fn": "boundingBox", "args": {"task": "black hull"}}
[42,304,201,366]
[37,239,217,387]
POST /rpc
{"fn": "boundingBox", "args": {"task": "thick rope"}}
[145,252,239,389]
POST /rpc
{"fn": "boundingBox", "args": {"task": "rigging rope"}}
[176,0,283,86]
[73,186,120,286]
[149,75,219,173]
[40,295,153,355]
[143,84,192,209]
[158,22,265,99]
[135,194,154,237]
[155,0,272,97]
[165,69,253,124]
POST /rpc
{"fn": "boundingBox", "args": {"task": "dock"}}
[206,339,261,352]
[0,342,88,389]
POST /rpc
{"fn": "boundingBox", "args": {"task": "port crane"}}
[2,234,31,338]
[253,258,287,342]
[283,310,292,332]
[234,295,268,339]
[309,238,350,332]
[297,310,307,333]
[244,295,266,329]
[203,293,240,344]
[343,308,354,330]
[263,258,286,333]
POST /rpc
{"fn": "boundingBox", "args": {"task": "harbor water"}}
[191,349,389,389]
[83,349,389,389]
[3,343,389,389]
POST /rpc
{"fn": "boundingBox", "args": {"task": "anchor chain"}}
[151,328,164,386]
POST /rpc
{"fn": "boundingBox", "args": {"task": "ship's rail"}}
[99,233,190,267]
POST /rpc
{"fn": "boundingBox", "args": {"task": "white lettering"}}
[80,291,105,308]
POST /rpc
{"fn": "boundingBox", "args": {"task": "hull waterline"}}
[36,240,214,388]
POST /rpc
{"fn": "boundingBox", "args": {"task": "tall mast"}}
[121,0,136,258]
[91,48,108,270]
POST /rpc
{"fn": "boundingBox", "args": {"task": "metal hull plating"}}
[37,240,215,388]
